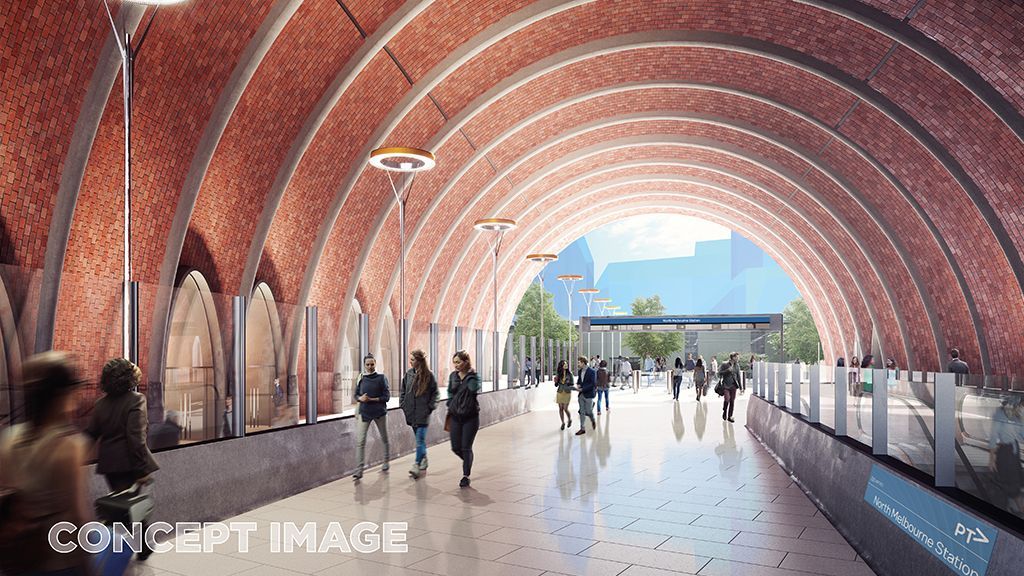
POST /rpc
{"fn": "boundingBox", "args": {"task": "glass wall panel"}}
[378,307,400,410]
[319,300,360,421]
[162,271,224,444]
[245,283,287,433]
[820,364,836,430]
[886,370,934,476]
[847,364,872,448]
[955,374,1024,520]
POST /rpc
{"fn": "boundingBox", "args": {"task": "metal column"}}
[518,335,526,387]
[504,331,513,389]
[429,323,439,377]
[231,296,246,438]
[530,336,536,384]
[128,281,139,364]
[475,330,484,377]
[454,326,463,354]
[358,313,369,362]
[305,306,318,425]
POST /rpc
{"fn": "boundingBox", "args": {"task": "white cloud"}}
[586,214,731,280]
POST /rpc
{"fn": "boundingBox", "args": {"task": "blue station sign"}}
[588,315,774,326]
[864,465,997,576]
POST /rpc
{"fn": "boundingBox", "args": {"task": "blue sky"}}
[585,214,732,281]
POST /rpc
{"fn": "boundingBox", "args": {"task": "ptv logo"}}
[954,522,990,545]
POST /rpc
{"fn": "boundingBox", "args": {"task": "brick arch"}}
[424,133,917,368]
[299,21,1003,381]
[461,172,861,357]
[5,0,1024,389]
[419,118,933,366]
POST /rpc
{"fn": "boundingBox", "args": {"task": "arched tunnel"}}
[3,1,1024,574]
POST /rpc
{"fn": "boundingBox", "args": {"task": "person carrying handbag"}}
[86,358,159,561]
[447,351,481,488]
[717,353,741,423]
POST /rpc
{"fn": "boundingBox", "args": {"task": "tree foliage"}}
[511,283,576,344]
[766,297,821,363]
[622,295,684,359]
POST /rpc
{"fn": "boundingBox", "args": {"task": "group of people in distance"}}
[352,349,481,488]
[670,352,744,422]
[554,356,607,435]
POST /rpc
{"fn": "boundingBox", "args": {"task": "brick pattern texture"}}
[2,0,1023,417]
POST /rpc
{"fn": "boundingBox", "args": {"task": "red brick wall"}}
[2,0,1023,411]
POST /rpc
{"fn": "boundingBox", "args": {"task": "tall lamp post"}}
[526,253,558,386]
[578,288,599,358]
[474,218,518,389]
[594,297,611,359]
[369,147,436,382]
[556,274,583,359]
[101,0,189,361]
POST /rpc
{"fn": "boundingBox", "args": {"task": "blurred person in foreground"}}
[0,351,93,575]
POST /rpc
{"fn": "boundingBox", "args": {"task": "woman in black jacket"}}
[447,351,480,488]
[401,349,438,480]
[85,357,160,559]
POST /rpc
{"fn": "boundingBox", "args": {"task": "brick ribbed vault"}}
[3,0,1024,392]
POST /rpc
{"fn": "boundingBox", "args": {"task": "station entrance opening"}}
[579,314,784,363]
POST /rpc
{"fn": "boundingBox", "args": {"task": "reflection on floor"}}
[139,385,876,576]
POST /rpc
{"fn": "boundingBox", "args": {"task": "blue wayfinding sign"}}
[864,465,997,576]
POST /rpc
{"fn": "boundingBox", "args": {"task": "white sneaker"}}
[419,456,428,470]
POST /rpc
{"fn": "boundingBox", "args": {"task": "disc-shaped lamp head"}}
[556,274,584,281]
[369,147,436,172]
[526,253,558,263]
[473,218,517,232]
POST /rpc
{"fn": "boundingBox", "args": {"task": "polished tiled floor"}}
[139,383,876,576]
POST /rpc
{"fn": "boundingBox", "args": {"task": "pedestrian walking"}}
[575,357,597,435]
[401,349,438,480]
[694,358,707,401]
[447,351,481,488]
[555,359,574,430]
[86,357,160,560]
[353,354,390,480]
[718,352,741,423]
[672,357,684,400]
[596,359,610,415]
[0,352,95,575]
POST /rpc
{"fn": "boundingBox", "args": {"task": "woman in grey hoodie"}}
[353,354,390,480]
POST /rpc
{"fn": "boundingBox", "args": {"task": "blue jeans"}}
[414,425,428,465]
[596,388,609,411]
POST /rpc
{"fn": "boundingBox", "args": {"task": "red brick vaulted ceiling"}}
[2,0,1024,386]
